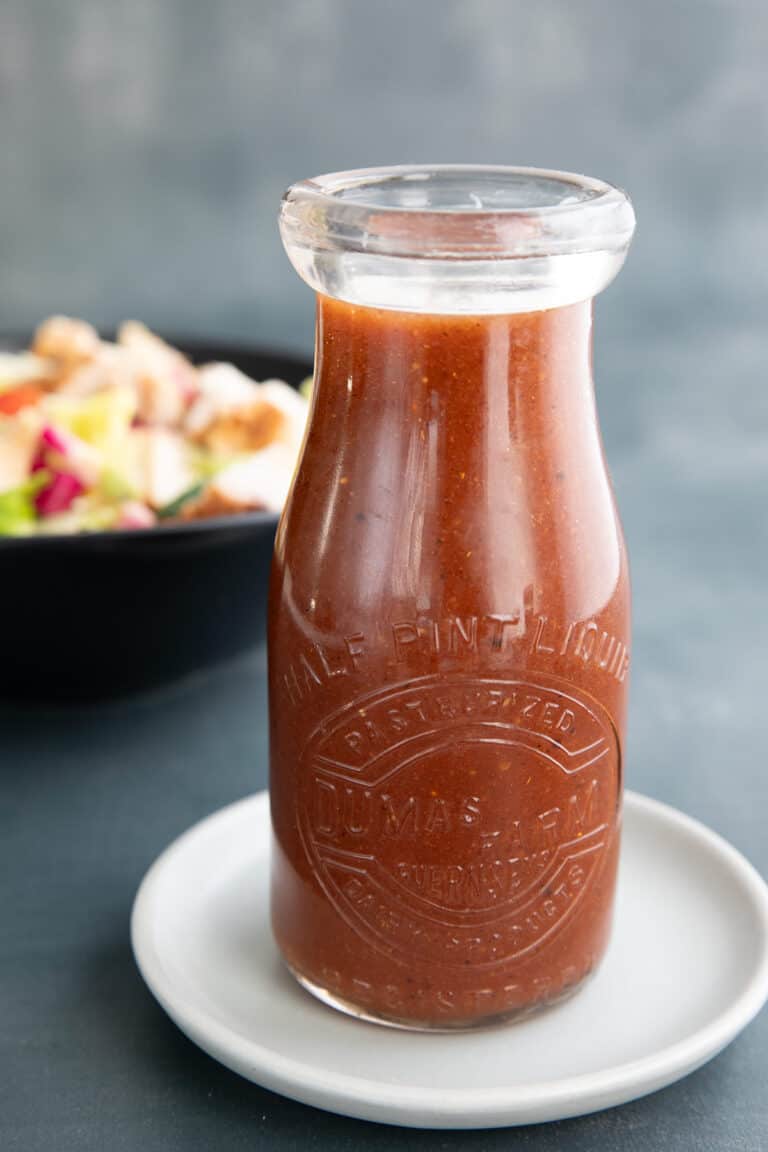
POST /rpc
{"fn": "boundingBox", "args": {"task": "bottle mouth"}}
[279,165,636,314]
[280,165,635,261]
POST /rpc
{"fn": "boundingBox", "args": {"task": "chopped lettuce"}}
[188,443,232,481]
[36,496,120,536]
[45,388,136,455]
[0,472,49,536]
[43,389,138,507]
[98,465,137,502]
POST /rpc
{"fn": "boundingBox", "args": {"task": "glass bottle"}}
[271,166,635,1030]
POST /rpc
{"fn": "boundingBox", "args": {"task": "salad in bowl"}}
[0,317,310,537]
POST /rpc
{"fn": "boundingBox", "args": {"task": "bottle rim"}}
[279,165,635,262]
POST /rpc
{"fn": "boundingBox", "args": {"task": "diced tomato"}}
[0,383,44,415]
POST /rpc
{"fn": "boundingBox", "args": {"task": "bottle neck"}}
[286,292,618,629]
[313,295,596,446]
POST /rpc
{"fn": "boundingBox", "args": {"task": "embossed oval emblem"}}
[297,675,619,969]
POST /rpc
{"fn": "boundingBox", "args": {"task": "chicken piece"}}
[126,427,195,509]
[192,399,286,455]
[185,362,262,437]
[186,367,309,456]
[32,316,101,369]
[0,352,58,391]
[192,442,298,516]
[179,486,266,522]
[58,344,138,398]
[118,321,197,426]
[257,379,309,452]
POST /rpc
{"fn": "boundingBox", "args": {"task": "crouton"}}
[32,316,101,367]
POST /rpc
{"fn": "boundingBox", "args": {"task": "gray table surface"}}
[3,309,768,1151]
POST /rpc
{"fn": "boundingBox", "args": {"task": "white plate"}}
[131,790,768,1129]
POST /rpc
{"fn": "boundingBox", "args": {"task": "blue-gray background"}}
[1,4,767,1149]
[1,0,765,348]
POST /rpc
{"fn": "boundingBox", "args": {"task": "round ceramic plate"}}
[131,791,768,1129]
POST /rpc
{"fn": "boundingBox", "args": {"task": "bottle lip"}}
[279,165,635,262]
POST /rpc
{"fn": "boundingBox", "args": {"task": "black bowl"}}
[0,339,312,701]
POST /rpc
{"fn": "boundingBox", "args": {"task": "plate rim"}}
[131,790,768,1127]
